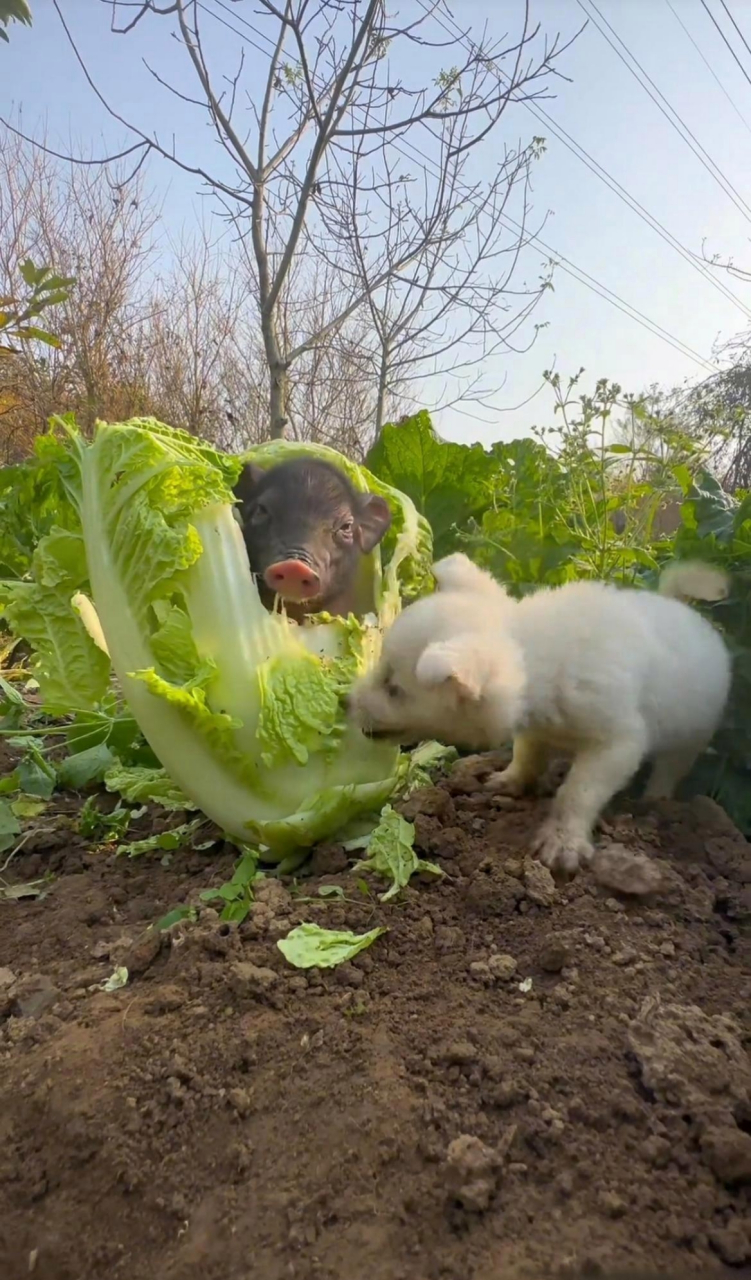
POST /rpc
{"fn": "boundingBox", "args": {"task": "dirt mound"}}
[1,762,751,1280]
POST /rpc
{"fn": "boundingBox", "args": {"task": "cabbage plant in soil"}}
[1,417,433,861]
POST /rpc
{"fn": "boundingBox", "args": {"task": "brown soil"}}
[1,755,751,1280]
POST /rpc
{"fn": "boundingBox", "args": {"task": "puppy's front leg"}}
[532,733,647,872]
[486,734,549,798]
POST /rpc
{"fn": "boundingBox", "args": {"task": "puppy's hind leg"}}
[644,743,704,801]
[532,731,647,873]
[485,734,550,798]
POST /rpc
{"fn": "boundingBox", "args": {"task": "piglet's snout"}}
[264,558,321,602]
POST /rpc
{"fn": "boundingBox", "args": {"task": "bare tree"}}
[34,0,572,439]
[244,253,406,454]
[0,129,160,453]
[0,128,395,458]
[323,112,551,433]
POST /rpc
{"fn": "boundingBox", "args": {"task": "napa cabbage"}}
[1,418,433,860]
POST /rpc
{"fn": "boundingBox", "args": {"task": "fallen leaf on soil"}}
[10,797,47,819]
[354,805,442,902]
[277,922,387,969]
[101,966,129,992]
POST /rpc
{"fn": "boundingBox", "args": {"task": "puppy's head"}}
[347,592,525,749]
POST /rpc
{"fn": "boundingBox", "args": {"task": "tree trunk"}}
[373,347,389,440]
[261,306,290,440]
[269,360,290,439]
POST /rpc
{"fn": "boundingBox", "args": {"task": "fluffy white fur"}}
[348,554,732,873]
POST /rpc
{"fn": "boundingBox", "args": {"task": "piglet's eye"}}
[250,504,269,525]
[385,680,404,700]
[336,518,354,540]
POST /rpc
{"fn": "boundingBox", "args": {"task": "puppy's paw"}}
[484,768,527,798]
[531,820,594,874]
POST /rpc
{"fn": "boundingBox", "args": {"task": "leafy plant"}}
[0,416,433,861]
[0,0,31,43]
[199,848,260,922]
[0,259,74,353]
[366,409,497,559]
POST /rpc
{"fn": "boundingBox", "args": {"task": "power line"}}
[663,0,751,138]
[578,0,751,224]
[718,0,751,68]
[197,0,718,374]
[414,0,751,320]
[699,0,751,89]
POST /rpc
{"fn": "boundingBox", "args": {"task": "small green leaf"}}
[78,796,132,842]
[0,878,45,900]
[0,674,28,729]
[116,819,203,858]
[58,742,115,790]
[219,900,251,924]
[277,922,387,969]
[154,905,198,932]
[0,798,21,851]
[10,796,47,819]
[102,966,129,992]
[18,326,60,348]
[16,744,55,799]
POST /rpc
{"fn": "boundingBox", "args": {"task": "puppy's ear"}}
[433,554,504,598]
[415,641,482,702]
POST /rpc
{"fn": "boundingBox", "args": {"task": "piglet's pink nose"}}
[264,559,321,602]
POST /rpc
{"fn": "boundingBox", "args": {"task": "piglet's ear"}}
[415,641,482,702]
[356,493,392,553]
[234,463,267,510]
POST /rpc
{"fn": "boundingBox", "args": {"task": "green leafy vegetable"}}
[104,764,196,811]
[1,417,432,858]
[354,804,443,901]
[277,921,387,969]
[400,741,458,796]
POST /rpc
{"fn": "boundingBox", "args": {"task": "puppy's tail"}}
[432,553,509,599]
[658,560,729,603]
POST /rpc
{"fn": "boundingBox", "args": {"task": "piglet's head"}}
[234,457,391,618]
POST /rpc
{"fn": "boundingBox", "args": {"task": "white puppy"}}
[348,554,731,872]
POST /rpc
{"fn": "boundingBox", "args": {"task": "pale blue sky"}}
[4,0,751,446]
